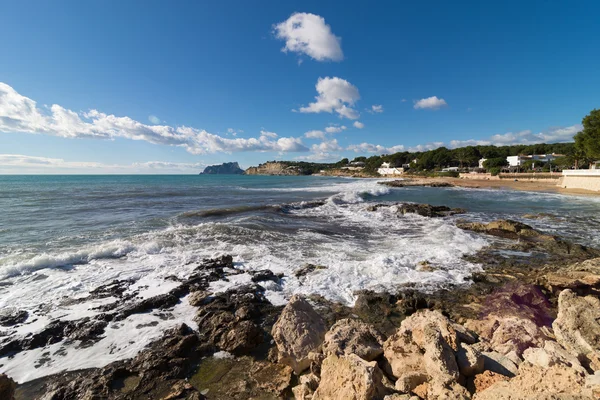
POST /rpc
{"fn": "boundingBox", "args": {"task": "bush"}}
[488,167,501,176]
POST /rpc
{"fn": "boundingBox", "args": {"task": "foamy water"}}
[1,175,599,382]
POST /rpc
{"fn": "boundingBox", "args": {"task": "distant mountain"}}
[200,162,244,175]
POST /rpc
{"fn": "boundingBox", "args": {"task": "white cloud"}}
[401,99,407,102]
[273,12,343,62]
[353,121,365,129]
[148,115,161,124]
[347,143,405,154]
[0,154,207,174]
[311,139,343,153]
[414,96,447,110]
[299,77,360,120]
[371,105,384,113]
[304,130,326,140]
[325,125,347,133]
[0,82,309,154]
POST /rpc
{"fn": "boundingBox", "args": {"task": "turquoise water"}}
[1,175,599,382]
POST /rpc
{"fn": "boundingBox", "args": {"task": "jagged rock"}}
[539,257,600,296]
[473,362,587,399]
[312,354,387,400]
[292,373,320,400]
[38,324,208,399]
[464,284,552,357]
[384,394,415,400]
[472,371,508,394]
[426,382,471,400]
[250,361,293,396]
[295,263,327,278]
[322,318,384,361]
[383,310,462,389]
[394,371,428,393]
[456,343,484,377]
[272,295,326,374]
[249,269,282,283]
[0,374,16,400]
[522,340,586,374]
[367,203,465,217]
[0,308,28,327]
[553,289,600,370]
[456,219,554,241]
[481,351,518,377]
[188,290,209,307]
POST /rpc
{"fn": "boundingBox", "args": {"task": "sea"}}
[1,174,600,382]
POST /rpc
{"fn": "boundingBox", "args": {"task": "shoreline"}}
[7,211,600,398]
[379,175,600,197]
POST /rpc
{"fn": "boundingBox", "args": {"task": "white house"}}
[506,153,564,167]
[478,158,487,169]
[441,167,459,172]
[378,162,404,175]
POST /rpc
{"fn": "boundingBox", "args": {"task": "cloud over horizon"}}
[0,82,309,155]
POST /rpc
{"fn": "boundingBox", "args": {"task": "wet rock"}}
[249,361,293,396]
[271,295,326,374]
[249,269,282,283]
[313,354,388,400]
[472,362,587,399]
[553,289,600,370]
[456,219,553,241]
[366,203,465,217]
[322,318,384,361]
[0,374,16,400]
[0,308,28,327]
[379,180,454,188]
[188,290,210,307]
[115,293,180,321]
[194,284,276,356]
[295,263,327,278]
[39,324,208,399]
[456,343,484,377]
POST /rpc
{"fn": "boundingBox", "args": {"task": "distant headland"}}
[200,162,244,175]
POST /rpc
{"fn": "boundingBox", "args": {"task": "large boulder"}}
[456,343,484,377]
[522,340,586,375]
[312,354,387,400]
[271,295,327,374]
[383,310,463,390]
[553,289,600,370]
[473,362,587,399]
[322,318,384,361]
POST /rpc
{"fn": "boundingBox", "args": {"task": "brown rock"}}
[522,340,586,374]
[472,371,508,393]
[313,354,387,400]
[456,343,484,377]
[553,289,600,371]
[322,318,384,361]
[272,294,327,374]
[0,374,16,400]
[481,351,518,377]
[473,362,587,399]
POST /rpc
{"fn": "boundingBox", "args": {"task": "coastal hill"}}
[200,162,244,175]
[245,161,331,175]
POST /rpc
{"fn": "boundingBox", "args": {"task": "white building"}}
[478,158,487,169]
[441,167,459,172]
[506,153,564,167]
[378,162,404,175]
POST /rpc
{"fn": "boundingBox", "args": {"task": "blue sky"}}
[1,0,599,173]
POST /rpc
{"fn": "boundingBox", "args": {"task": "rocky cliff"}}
[245,162,302,176]
[200,162,244,175]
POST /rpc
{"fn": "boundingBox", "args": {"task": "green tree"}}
[483,157,508,169]
[574,109,600,166]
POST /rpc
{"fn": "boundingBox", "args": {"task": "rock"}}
[249,269,282,283]
[427,382,471,400]
[473,362,587,399]
[383,310,463,389]
[481,351,518,377]
[313,354,387,400]
[188,290,209,307]
[394,371,428,393]
[0,308,28,327]
[464,284,552,357]
[250,361,293,396]
[272,295,326,374]
[322,318,384,361]
[0,374,16,400]
[456,219,555,241]
[553,289,600,370]
[472,371,508,393]
[522,340,586,374]
[217,320,263,354]
[456,343,484,377]
[384,395,415,400]
[295,263,327,278]
[366,203,465,217]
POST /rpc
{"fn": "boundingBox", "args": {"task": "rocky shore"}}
[4,211,600,399]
